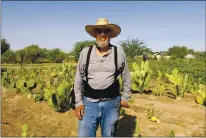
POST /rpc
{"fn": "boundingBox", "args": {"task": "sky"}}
[2,1,205,53]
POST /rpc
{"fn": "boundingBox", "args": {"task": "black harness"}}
[83,45,120,99]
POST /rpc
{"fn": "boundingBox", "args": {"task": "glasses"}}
[95,28,111,34]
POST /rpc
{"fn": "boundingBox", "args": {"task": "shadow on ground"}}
[115,114,137,137]
[131,89,152,95]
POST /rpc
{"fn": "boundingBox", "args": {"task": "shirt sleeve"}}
[120,49,132,102]
[73,48,86,107]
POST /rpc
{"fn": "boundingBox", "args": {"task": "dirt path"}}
[117,94,205,136]
[1,90,206,137]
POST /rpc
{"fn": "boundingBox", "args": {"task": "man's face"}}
[95,28,111,48]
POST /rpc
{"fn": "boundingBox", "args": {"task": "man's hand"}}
[75,105,84,120]
[120,100,129,108]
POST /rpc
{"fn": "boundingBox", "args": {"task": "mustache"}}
[96,39,110,48]
[98,36,108,40]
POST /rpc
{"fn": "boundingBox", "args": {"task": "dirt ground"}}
[1,88,206,137]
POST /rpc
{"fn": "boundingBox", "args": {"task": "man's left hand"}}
[120,100,129,108]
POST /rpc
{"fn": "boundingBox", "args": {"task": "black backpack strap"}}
[114,46,118,80]
[85,46,93,83]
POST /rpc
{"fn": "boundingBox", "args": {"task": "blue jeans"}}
[78,96,121,137]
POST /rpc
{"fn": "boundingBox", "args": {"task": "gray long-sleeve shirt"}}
[74,44,131,107]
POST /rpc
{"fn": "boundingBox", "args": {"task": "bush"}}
[71,40,96,62]
[130,58,206,83]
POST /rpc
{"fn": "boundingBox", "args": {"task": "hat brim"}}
[85,24,121,38]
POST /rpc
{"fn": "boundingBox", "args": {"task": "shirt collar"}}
[94,43,113,54]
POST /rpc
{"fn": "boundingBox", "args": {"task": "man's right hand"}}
[75,105,84,120]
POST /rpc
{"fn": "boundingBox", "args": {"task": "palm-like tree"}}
[119,37,152,58]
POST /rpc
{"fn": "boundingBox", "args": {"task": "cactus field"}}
[1,60,206,137]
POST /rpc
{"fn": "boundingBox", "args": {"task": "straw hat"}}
[85,18,121,38]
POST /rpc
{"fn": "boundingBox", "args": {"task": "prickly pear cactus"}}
[187,77,199,94]
[1,63,77,112]
[165,68,188,99]
[196,84,206,106]
[47,81,73,112]
[131,60,152,94]
[154,70,166,96]
[169,130,175,137]
[133,119,140,137]
[45,63,76,112]
[43,88,53,101]
[27,79,36,89]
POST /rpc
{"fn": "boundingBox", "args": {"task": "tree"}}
[188,49,194,54]
[1,49,17,63]
[48,48,66,63]
[20,45,46,63]
[119,38,152,58]
[167,45,189,58]
[71,40,96,61]
[15,49,25,64]
[35,48,50,63]
[193,51,206,59]
[1,39,10,54]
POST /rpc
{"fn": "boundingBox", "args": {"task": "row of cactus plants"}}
[130,60,205,106]
[34,62,76,112]
[1,68,40,94]
[2,59,205,108]
[1,62,77,112]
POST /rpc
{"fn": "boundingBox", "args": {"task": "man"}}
[74,18,131,137]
